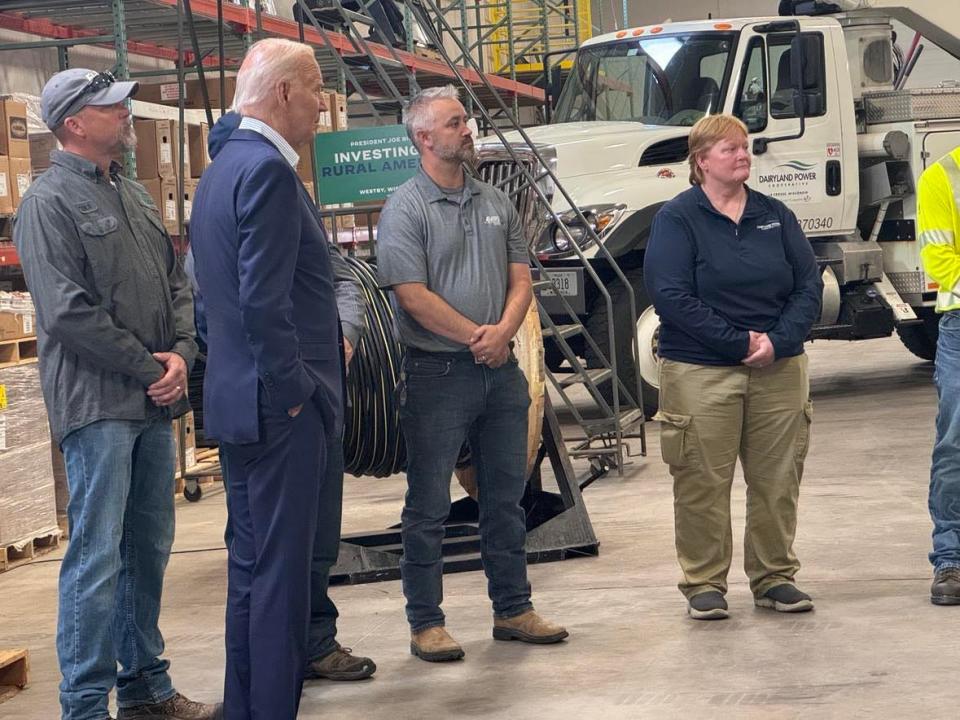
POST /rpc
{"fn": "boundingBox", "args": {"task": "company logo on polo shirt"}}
[757,220,781,231]
[484,215,502,226]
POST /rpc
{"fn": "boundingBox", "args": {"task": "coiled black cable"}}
[343,257,406,477]
[187,257,406,474]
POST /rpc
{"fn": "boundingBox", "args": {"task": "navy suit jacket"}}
[190,129,343,445]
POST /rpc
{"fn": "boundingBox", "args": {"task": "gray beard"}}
[118,121,137,152]
[436,140,474,164]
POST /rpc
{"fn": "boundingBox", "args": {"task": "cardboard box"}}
[174,410,197,470]
[296,144,314,184]
[318,101,333,134]
[139,178,163,216]
[157,178,198,234]
[136,77,236,111]
[0,312,33,341]
[183,179,197,224]
[29,133,59,174]
[330,92,348,131]
[0,99,29,159]
[9,157,31,209]
[134,119,189,180]
[0,157,12,215]
[187,123,210,178]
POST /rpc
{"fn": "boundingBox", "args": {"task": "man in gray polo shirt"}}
[377,85,568,662]
[13,69,218,720]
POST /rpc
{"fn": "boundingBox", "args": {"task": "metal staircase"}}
[291,0,646,479]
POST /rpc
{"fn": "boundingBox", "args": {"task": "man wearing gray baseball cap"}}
[13,69,219,720]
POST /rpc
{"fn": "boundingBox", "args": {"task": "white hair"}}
[403,85,461,148]
[232,38,317,113]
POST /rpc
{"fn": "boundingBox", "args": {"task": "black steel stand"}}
[329,395,600,585]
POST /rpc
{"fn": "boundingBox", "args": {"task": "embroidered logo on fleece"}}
[757,221,781,231]
[484,215,502,226]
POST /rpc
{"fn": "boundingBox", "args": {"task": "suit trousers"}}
[220,401,325,720]
[656,355,813,599]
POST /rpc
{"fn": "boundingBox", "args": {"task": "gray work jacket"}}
[13,151,197,445]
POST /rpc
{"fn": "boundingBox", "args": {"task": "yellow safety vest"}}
[919,146,960,313]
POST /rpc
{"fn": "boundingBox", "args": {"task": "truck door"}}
[732,25,852,236]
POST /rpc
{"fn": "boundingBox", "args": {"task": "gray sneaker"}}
[755,584,814,613]
[687,591,729,620]
[931,567,960,606]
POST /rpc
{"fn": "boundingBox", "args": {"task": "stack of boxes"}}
[0,98,32,215]
[0,363,59,549]
[133,77,234,234]
[0,292,34,343]
[134,119,194,234]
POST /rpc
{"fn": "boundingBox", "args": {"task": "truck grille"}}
[476,158,539,221]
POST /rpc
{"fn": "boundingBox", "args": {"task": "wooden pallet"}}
[174,447,222,494]
[0,337,38,368]
[0,649,29,704]
[0,530,62,573]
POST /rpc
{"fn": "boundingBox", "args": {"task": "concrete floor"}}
[0,336,954,719]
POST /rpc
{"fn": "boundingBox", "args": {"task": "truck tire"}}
[896,307,939,361]
[584,267,660,419]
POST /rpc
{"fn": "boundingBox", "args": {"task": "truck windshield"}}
[553,32,736,126]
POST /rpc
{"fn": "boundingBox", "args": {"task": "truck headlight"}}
[537,204,626,258]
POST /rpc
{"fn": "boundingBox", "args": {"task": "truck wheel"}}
[896,307,939,361]
[584,267,660,419]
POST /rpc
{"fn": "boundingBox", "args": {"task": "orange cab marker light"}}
[632,28,645,36]
[650,26,663,34]
[616,30,627,38]
[714,23,732,30]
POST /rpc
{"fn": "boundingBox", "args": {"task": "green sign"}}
[313,124,420,204]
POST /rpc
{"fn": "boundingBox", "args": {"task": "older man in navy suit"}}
[189,38,342,719]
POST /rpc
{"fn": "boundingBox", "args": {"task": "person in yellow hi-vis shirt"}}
[919,145,960,606]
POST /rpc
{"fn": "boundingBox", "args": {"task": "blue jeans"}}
[931,311,960,571]
[399,349,533,632]
[58,418,177,720]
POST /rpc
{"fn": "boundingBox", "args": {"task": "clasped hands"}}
[469,324,511,368]
[743,330,775,368]
[147,352,188,407]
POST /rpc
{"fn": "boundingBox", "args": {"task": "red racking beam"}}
[0,10,222,68]
[195,1,545,101]
[1,0,545,103]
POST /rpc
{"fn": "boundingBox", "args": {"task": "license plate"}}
[539,270,578,297]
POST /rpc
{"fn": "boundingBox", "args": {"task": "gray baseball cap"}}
[41,68,139,130]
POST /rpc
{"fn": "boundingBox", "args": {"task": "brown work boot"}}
[117,692,222,719]
[410,626,465,662]
[305,643,377,680]
[493,609,568,644]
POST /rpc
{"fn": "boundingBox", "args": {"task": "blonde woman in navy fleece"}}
[644,114,822,621]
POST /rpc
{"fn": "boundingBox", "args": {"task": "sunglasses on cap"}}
[81,70,117,97]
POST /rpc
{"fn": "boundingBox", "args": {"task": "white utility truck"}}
[475,0,960,416]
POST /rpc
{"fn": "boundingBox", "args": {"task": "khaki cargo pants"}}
[656,355,813,599]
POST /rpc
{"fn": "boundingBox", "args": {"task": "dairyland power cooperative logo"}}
[758,160,818,184]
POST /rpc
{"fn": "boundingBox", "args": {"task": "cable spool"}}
[343,257,407,477]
